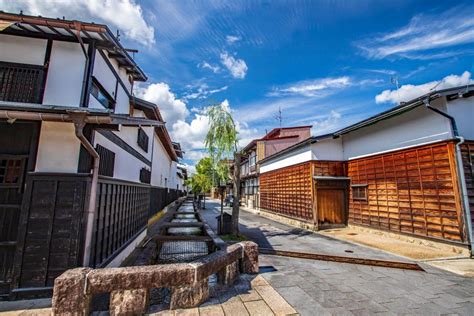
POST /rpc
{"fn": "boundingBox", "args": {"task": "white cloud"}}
[183,84,228,100]
[268,76,352,97]
[357,6,474,59]
[226,35,241,44]
[311,110,342,135]
[364,69,397,75]
[135,83,189,126]
[220,52,248,79]
[375,71,474,104]
[1,0,155,46]
[198,61,221,73]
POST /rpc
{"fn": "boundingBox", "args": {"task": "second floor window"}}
[137,128,149,152]
[0,61,44,103]
[91,77,114,109]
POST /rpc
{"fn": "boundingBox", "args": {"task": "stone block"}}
[170,278,209,309]
[110,288,149,315]
[52,268,92,316]
[240,241,259,274]
[218,261,240,286]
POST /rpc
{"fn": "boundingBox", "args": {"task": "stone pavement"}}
[149,275,297,316]
[202,199,474,315]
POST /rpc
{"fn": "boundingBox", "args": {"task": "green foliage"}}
[205,103,238,163]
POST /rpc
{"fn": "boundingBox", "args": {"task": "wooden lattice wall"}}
[312,161,347,177]
[348,141,465,242]
[260,162,313,221]
[461,141,474,242]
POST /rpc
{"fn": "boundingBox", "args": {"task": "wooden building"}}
[259,86,474,250]
[240,126,311,210]
[0,12,185,299]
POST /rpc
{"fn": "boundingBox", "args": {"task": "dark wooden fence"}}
[149,187,183,218]
[90,177,150,268]
[11,173,89,298]
[7,173,183,297]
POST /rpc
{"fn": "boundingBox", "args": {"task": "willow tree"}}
[205,103,241,234]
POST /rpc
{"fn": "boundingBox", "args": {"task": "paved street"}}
[202,199,474,315]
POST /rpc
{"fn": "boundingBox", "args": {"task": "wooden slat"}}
[348,141,465,243]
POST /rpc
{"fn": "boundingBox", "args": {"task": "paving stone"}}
[254,285,297,315]
[275,286,331,316]
[326,307,354,316]
[237,289,262,302]
[174,307,199,316]
[243,300,275,316]
[220,297,250,316]
[199,305,225,316]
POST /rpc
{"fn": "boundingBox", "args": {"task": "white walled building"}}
[0,12,185,299]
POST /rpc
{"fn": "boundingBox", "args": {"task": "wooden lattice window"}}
[96,144,115,177]
[137,128,149,153]
[0,62,44,103]
[0,156,27,187]
[352,184,368,201]
[139,167,151,184]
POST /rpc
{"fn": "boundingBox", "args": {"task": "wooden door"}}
[317,189,346,225]
[0,122,39,297]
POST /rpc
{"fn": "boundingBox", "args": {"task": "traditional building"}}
[259,86,474,250]
[0,12,185,299]
[240,126,311,209]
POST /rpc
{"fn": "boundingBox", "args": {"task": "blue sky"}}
[3,0,474,170]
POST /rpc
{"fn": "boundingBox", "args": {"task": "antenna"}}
[391,77,401,104]
[274,106,283,127]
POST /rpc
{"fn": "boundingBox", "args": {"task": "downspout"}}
[70,113,100,266]
[424,98,473,255]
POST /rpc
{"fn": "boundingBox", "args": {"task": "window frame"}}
[91,77,115,109]
[351,184,368,201]
[137,127,149,153]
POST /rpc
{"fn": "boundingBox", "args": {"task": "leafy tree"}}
[205,103,241,234]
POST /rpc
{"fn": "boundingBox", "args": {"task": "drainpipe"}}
[424,98,473,255]
[69,113,100,267]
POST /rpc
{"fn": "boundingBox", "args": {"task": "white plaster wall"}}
[115,85,130,114]
[0,35,46,65]
[113,125,153,161]
[170,161,178,189]
[94,132,148,182]
[93,51,117,98]
[35,122,81,173]
[341,104,452,160]
[447,96,474,140]
[151,134,172,187]
[43,41,86,106]
[311,137,343,160]
[260,144,312,174]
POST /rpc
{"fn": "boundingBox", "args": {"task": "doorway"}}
[0,121,40,298]
[314,177,349,229]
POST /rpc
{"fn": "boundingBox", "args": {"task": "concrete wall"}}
[341,101,452,160]
[35,121,81,173]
